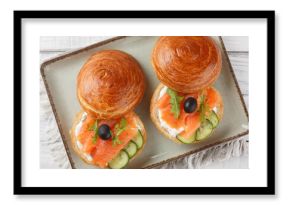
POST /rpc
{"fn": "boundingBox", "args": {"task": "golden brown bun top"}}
[152,36,222,93]
[77,50,145,119]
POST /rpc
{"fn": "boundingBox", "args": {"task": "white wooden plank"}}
[227,53,248,96]
[227,52,248,71]
[243,95,249,110]
[40,52,64,63]
[40,36,248,52]
[40,36,113,51]
[222,36,249,52]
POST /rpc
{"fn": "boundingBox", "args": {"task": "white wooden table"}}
[40,36,249,169]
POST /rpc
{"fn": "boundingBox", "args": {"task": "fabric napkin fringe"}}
[156,137,248,169]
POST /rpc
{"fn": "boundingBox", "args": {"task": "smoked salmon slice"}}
[156,87,220,138]
[76,112,139,168]
[179,113,201,139]
[92,126,137,168]
[206,87,222,109]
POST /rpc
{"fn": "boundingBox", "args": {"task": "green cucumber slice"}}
[207,111,219,128]
[132,130,143,149]
[124,141,138,158]
[177,132,196,144]
[195,120,213,141]
[108,150,129,169]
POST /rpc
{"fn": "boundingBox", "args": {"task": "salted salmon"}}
[160,104,185,129]
[78,115,95,140]
[206,87,222,109]
[157,94,170,109]
[92,126,137,167]
[157,87,221,138]
[179,114,201,138]
[76,112,139,168]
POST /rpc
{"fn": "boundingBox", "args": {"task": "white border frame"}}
[22,18,267,188]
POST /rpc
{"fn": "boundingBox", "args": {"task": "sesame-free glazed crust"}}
[77,50,145,119]
[151,37,222,93]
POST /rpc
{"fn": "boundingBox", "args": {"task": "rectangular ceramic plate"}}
[41,36,249,169]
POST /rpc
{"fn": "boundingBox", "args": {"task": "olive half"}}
[184,97,197,113]
[98,124,112,140]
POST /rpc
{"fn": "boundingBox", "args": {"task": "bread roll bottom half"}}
[150,83,223,144]
[70,111,146,168]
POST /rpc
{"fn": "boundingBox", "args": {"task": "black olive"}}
[184,97,197,113]
[98,124,112,140]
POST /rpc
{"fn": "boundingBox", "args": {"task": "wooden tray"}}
[40,36,249,169]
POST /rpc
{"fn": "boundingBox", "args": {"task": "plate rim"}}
[40,36,249,169]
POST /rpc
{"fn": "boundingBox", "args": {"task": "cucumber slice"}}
[195,120,213,141]
[108,150,129,169]
[177,132,196,144]
[124,141,138,158]
[132,130,143,149]
[207,111,219,128]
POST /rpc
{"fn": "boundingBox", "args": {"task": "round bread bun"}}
[151,36,222,93]
[70,111,147,168]
[77,50,145,119]
[150,83,223,144]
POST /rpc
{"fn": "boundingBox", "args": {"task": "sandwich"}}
[150,36,223,144]
[70,50,146,168]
